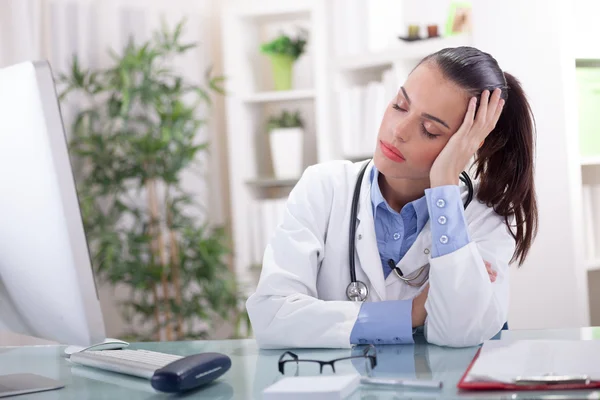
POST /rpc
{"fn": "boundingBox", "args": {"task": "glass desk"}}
[1,327,600,399]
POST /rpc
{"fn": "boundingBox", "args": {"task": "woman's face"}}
[373,62,471,180]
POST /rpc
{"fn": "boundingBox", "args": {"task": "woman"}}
[246,46,538,349]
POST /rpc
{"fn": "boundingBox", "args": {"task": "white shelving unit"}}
[221,0,331,293]
[240,89,316,104]
[336,34,471,72]
[586,259,600,272]
[577,58,600,275]
[581,156,600,167]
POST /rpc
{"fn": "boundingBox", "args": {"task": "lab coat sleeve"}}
[423,187,515,348]
[246,165,361,349]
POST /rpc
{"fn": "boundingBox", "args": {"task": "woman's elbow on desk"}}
[246,292,361,349]
[245,294,293,349]
[424,317,506,348]
[423,293,507,347]
[424,291,507,347]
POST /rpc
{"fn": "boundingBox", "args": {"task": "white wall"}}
[473,0,588,329]
[573,0,600,60]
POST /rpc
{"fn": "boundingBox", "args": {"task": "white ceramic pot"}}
[268,127,303,179]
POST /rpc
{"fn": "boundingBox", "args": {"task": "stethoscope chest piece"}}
[346,281,368,302]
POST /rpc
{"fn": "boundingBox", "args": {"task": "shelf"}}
[245,177,299,188]
[233,2,312,21]
[240,89,315,104]
[336,34,472,72]
[586,259,600,271]
[581,156,600,166]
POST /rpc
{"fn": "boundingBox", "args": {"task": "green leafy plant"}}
[58,19,246,342]
[260,30,308,60]
[267,110,304,131]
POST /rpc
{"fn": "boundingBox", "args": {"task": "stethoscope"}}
[346,161,474,302]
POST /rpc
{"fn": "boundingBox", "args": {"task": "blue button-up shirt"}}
[350,166,471,345]
[370,167,430,279]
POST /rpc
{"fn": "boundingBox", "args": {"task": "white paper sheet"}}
[466,340,600,383]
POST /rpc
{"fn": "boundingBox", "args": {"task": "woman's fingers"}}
[459,96,477,134]
[484,260,497,282]
[492,98,505,127]
[474,89,490,127]
[473,88,504,144]
[485,89,502,124]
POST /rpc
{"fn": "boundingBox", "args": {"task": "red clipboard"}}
[457,347,600,391]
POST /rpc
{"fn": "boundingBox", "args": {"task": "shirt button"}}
[436,199,446,208]
[393,232,400,240]
[440,235,449,244]
[376,338,383,344]
[424,248,430,255]
[438,215,447,225]
[358,234,362,240]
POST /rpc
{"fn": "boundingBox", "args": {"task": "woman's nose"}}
[393,119,412,142]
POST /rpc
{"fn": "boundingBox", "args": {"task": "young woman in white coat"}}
[246,46,538,349]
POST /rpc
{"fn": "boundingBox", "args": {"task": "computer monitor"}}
[0,60,106,346]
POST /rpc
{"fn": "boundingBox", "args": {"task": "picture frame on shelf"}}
[445,1,472,36]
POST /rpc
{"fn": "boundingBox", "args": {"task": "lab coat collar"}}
[355,160,387,301]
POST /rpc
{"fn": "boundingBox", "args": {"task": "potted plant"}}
[260,30,308,91]
[267,110,304,179]
[58,20,246,341]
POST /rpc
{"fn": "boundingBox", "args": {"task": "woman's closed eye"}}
[420,124,438,139]
[392,103,405,112]
[392,103,440,139]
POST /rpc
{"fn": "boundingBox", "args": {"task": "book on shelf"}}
[332,0,404,56]
[249,198,288,267]
[337,68,397,159]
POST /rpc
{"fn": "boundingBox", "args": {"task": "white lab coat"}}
[246,160,515,349]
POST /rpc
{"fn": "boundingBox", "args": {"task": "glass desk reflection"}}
[0,328,599,399]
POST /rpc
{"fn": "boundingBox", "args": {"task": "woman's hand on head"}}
[429,88,505,188]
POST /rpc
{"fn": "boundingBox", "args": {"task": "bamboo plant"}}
[58,20,243,341]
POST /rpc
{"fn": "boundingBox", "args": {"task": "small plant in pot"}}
[260,30,308,91]
[267,110,304,179]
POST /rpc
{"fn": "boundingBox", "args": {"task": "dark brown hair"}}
[420,46,538,266]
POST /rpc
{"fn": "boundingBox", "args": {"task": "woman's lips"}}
[380,141,405,163]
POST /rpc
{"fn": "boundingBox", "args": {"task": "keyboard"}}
[69,349,183,379]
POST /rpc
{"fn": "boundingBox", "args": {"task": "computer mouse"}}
[64,338,129,355]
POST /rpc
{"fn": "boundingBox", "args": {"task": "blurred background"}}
[1,0,600,342]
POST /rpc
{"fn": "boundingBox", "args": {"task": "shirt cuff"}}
[425,185,471,258]
[349,300,414,345]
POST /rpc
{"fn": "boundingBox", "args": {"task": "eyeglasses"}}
[278,345,377,375]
